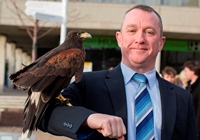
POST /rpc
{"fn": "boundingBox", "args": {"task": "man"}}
[161,66,177,84]
[39,5,197,140]
[184,60,200,139]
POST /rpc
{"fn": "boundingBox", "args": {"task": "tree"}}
[6,0,59,62]
[6,0,88,62]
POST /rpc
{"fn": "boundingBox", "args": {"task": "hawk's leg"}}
[56,94,72,106]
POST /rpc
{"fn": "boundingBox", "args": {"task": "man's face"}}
[116,9,166,72]
[184,67,194,80]
[163,73,175,84]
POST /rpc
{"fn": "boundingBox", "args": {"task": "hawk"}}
[9,30,92,140]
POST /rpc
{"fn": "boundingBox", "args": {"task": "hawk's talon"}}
[56,94,72,106]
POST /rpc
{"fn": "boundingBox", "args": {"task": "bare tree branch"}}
[68,9,90,23]
[11,0,34,22]
[10,0,33,39]
[37,21,49,32]
[38,25,59,39]
[18,26,34,32]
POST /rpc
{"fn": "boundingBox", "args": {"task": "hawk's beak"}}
[80,32,92,39]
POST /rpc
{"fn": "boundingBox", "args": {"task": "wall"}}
[0,0,200,38]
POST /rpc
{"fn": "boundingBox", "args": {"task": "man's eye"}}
[128,29,136,33]
[146,31,154,35]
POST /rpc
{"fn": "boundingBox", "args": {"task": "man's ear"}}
[159,36,166,51]
[116,31,122,48]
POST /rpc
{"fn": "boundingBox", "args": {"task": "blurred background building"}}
[0,0,200,139]
[0,0,200,92]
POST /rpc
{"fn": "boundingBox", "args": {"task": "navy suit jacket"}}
[39,65,198,140]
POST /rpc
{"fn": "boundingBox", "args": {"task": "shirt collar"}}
[120,62,136,85]
[120,62,157,89]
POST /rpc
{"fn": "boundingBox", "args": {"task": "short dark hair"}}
[122,4,163,36]
[162,66,177,76]
[184,60,200,76]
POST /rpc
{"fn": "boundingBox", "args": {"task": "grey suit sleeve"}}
[38,73,97,138]
[39,104,95,139]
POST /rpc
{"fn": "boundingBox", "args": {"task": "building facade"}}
[0,0,200,92]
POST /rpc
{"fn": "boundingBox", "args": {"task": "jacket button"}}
[63,122,73,129]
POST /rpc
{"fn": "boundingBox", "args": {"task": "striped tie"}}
[133,73,154,140]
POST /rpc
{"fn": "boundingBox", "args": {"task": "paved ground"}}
[0,88,72,140]
[0,127,72,140]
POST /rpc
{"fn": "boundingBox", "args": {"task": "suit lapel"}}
[104,65,127,128]
[157,74,177,140]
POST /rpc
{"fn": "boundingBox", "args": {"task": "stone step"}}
[0,105,24,109]
[0,95,27,110]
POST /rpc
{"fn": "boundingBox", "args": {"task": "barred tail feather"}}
[22,91,42,139]
[21,130,32,140]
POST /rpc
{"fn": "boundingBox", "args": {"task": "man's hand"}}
[85,113,126,140]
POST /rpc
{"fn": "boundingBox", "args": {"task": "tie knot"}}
[132,73,147,84]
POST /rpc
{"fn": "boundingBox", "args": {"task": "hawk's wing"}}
[10,48,85,102]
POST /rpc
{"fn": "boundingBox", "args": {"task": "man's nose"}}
[134,31,145,44]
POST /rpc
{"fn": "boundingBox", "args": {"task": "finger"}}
[100,121,112,137]
[117,135,125,140]
[107,117,125,138]
[110,119,117,137]
[110,117,126,138]
[116,118,126,137]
